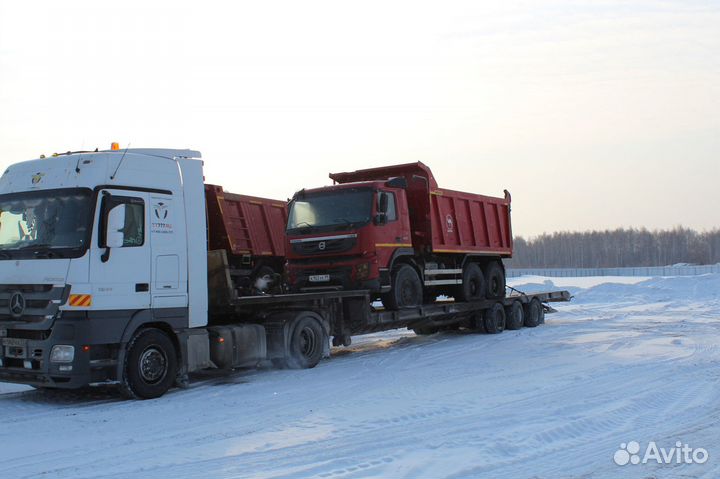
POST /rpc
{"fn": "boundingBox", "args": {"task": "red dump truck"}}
[205,184,287,295]
[286,162,512,309]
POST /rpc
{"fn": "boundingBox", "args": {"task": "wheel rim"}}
[469,278,478,296]
[400,279,417,305]
[139,346,168,384]
[299,326,319,358]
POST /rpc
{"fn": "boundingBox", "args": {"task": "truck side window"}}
[378,191,397,221]
[100,195,145,247]
[122,201,145,247]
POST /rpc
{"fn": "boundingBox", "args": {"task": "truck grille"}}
[0,284,68,323]
[292,236,357,255]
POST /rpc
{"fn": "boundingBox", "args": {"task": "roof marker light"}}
[111,142,120,151]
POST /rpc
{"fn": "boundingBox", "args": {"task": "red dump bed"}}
[205,184,288,257]
[330,162,512,257]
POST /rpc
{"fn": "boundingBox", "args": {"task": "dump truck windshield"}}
[287,188,373,234]
[0,188,93,258]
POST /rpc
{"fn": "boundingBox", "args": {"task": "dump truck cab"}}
[286,179,412,292]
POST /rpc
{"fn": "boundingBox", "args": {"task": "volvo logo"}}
[9,292,25,318]
[318,241,326,251]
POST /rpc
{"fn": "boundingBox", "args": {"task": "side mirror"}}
[378,192,389,214]
[373,213,387,226]
[106,204,126,248]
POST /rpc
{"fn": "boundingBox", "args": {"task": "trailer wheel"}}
[505,301,524,330]
[120,328,178,400]
[483,302,506,334]
[484,261,506,299]
[471,312,486,333]
[285,316,325,369]
[456,262,485,302]
[523,298,544,328]
[382,264,422,310]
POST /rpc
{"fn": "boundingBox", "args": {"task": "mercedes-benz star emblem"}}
[318,241,326,251]
[9,292,25,318]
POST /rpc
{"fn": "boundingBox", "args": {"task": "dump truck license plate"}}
[309,274,330,282]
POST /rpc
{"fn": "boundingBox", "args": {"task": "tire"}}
[483,302,506,334]
[455,262,485,302]
[381,264,422,310]
[285,316,325,369]
[523,298,544,328]
[484,261,506,299]
[252,265,276,293]
[471,312,486,333]
[505,301,524,330]
[120,328,178,400]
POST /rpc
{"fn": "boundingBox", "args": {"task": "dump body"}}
[205,184,287,258]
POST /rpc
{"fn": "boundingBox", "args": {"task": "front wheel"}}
[381,264,422,310]
[120,328,177,400]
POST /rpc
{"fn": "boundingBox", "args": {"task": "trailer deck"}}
[230,289,571,338]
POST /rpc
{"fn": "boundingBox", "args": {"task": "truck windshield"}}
[287,188,373,234]
[0,188,93,258]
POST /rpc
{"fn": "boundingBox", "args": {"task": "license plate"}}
[2,338,27,347]
[309,274,330,283]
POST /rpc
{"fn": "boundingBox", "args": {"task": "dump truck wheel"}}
[285,316,325,369]
[382,264,422,310]
[484,261,506,299]
[484,302,506,334]
[505,301,524,330]
[120,328,177,400]
[456,262,485,302]
[523,298,543,328]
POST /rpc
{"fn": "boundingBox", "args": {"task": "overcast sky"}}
[0,0,717,237]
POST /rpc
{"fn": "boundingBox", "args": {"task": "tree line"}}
[506,227,720,268]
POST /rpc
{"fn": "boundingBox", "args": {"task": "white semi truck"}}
[0,147,569,398]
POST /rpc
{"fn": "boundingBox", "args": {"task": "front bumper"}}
[0,318,115,389]
[288,258,381,292]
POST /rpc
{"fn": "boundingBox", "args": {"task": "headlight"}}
[50,345,75,363]
[356,262,371,280]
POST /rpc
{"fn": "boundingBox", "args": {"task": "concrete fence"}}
[506,264,720,278]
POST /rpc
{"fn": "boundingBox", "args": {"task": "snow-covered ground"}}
[2,275,719,478]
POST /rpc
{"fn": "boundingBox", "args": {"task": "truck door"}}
[374,189,412,266]
[150,195,188,309]
[89,190,152,310]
